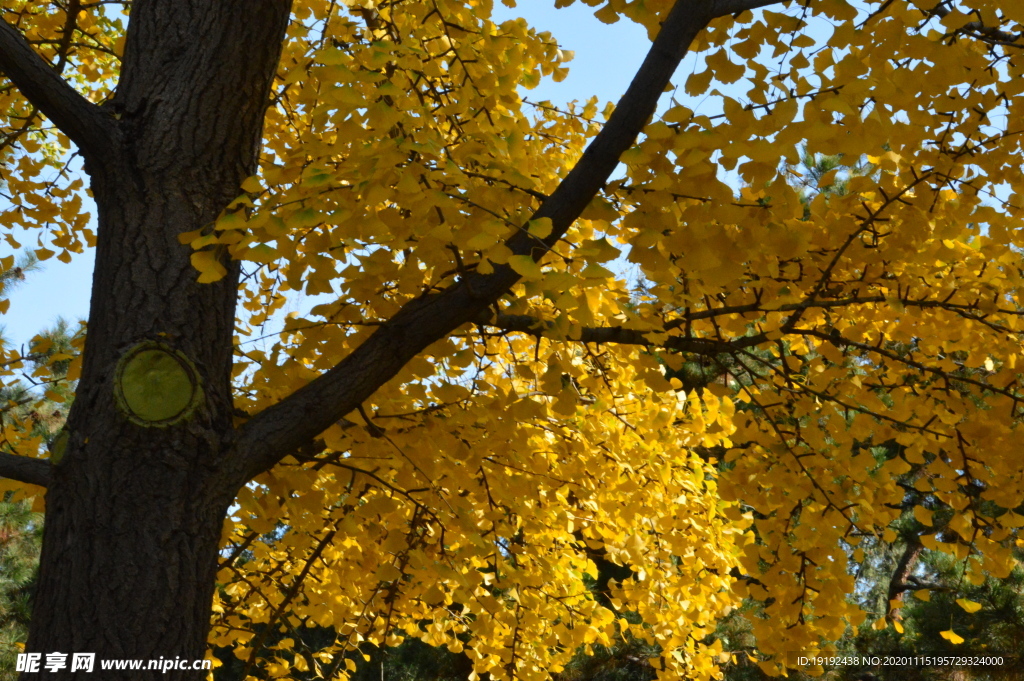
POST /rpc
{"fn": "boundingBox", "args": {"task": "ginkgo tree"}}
[0,0,1023,679]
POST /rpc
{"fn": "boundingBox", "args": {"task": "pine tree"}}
[0,497,40,680]
[0,311,79,679]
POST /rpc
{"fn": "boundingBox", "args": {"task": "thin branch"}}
[0,13,115,158]
[54,0,83,75]
[239,528,337,680]
[482,312,768,355]
[925,2,1022,46]
[0,452,51,488]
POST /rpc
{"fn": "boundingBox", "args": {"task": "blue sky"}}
[0,3,683,347]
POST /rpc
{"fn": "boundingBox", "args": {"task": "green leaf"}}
[508,255,543,280]
[527,218,553,239]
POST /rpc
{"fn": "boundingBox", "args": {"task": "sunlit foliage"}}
[2,0,1024,679]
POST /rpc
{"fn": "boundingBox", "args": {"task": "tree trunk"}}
[21,2,291,678]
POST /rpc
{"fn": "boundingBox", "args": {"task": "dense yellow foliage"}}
[2,0,1024,679]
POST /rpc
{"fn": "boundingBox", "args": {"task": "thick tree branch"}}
[886,535,923,619]
[229,0,747,485]
[0,14,115,158]
[0,452,51,488]
[713,0,786,15]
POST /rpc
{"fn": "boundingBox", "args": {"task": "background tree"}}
[0,1,1023,681]
[0,312,79,679]
[0,497,41,681]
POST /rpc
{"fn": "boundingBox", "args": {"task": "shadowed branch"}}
[0,14,116,159]
[0,452,50,488]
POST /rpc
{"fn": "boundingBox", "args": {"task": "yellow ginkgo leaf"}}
[190,250,227,283]
[940,630,965,645]
[956,598,983,614]
[240,175,263,193]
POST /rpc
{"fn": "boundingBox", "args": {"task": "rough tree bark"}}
[0,0,778,679]
[2,2,292,678]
